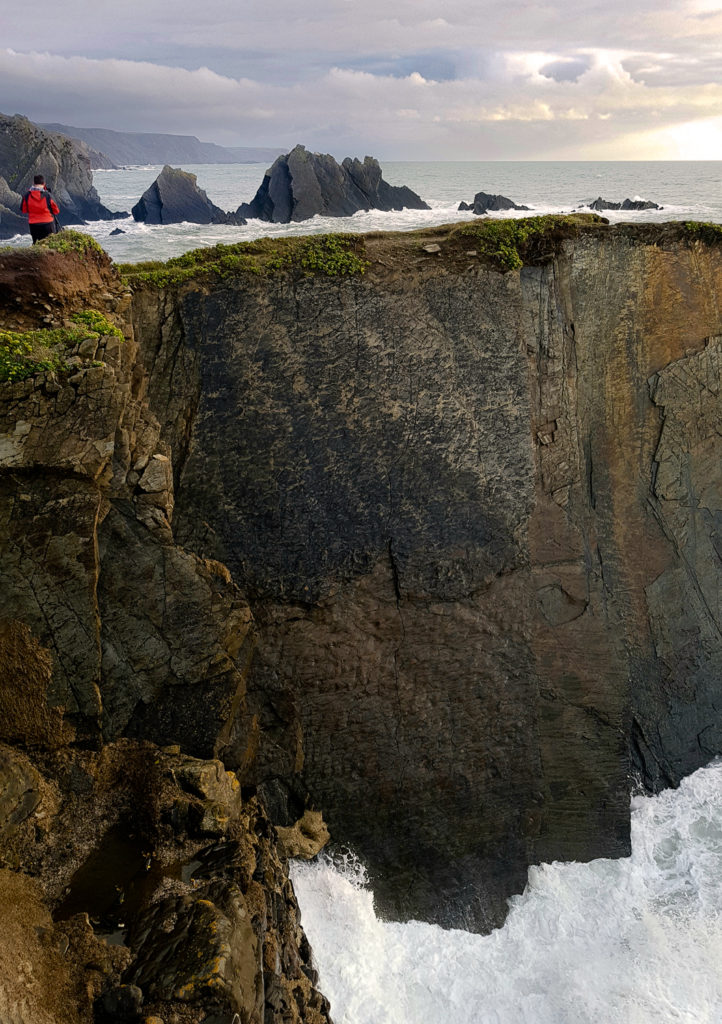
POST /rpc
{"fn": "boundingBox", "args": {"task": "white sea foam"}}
[5,160,721,262]
[291,761,722,1024]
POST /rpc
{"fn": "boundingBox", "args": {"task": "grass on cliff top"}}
[119,233,370,289]
[0,309,122,383]
[683,221,722,246]
[448,213,608,271]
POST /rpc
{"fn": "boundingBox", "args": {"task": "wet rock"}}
[458,190,531,214]
[238,144,429,222]
[132,165,246,226]
[584,196,661,211]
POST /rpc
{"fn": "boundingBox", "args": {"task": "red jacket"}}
[21,186,60,224]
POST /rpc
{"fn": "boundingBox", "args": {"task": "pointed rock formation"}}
[132,165,247,225]
[237,144,429,222]
[0,112,125,236]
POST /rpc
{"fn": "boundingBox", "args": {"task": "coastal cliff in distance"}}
[0,217,720,1020]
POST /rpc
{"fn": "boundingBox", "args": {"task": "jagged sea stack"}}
[237,144,429,222]
[132,165,247,225]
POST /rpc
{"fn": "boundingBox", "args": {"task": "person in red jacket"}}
[21,175,60,243]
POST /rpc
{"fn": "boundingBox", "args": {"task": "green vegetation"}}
[683,222,722,246]
[266,234,370,276]
[38,230,105,257]
[452,214,606,271]
[69,308,123,339]
[119,233,369,289]
[0,308,122,383]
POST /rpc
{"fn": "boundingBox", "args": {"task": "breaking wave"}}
[291,761,722,1024]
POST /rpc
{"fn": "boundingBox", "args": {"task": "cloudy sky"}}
[3,0,722,159]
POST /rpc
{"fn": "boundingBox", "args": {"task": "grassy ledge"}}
[118,233,370,289]
[0,309,122,383]
[449,214,607,271]
[683,222,722,246]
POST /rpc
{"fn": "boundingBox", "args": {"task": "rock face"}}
[237,144,429,222]
[132,165,247,226]
[586,196,661,211]
[458,191,531,214]
[2,221,722,960]
[128,222,722,931]
[0,239,330,1023]
[0,113,126,236]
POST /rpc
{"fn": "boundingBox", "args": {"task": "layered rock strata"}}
[237,145,429,222]
[132,165,247,226]
[0,114,125,236]
[128,222,722,930]
[0,240,330,1023]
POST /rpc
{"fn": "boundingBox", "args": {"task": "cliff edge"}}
[0,234,331,1024]
[124,218,722,930]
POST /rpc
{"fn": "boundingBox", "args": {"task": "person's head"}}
[33,174,45,186]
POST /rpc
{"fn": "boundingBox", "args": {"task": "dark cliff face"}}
[131,223,722,930]
[0,240,331,1024]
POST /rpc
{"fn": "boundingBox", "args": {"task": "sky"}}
[2,0,722,160]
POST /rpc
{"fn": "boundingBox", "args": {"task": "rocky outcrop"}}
[585,196,661,211]
[458,191,531,214]
[0,114,126,236]
[0,237,330,1022]
[127,221,722,932]
[132,165,247,226]
[237,145,429,222]
[0,739,331,1024]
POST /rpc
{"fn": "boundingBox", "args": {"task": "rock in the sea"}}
[586,196,661,211]
[132,165,247,226]
[458,191,531,214]
[109,227,126,235]
[0,113,126,236]
[237,144,429,222]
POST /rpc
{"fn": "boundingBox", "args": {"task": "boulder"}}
[275,810,330,860]
[0,113,126,232]
[458,191,531,215]
[132,165,247,226]
[586,196,661,211]
[237,144,429,222]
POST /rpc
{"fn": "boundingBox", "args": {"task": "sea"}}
[292,762,722,1024]
[6,159,722,262]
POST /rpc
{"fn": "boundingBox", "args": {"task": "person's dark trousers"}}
[29,222,55,244]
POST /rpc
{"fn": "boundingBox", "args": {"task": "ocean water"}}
[291,760,722,1024]
[5,160,721,263]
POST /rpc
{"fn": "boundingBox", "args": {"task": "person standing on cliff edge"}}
[21,175,60,243]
